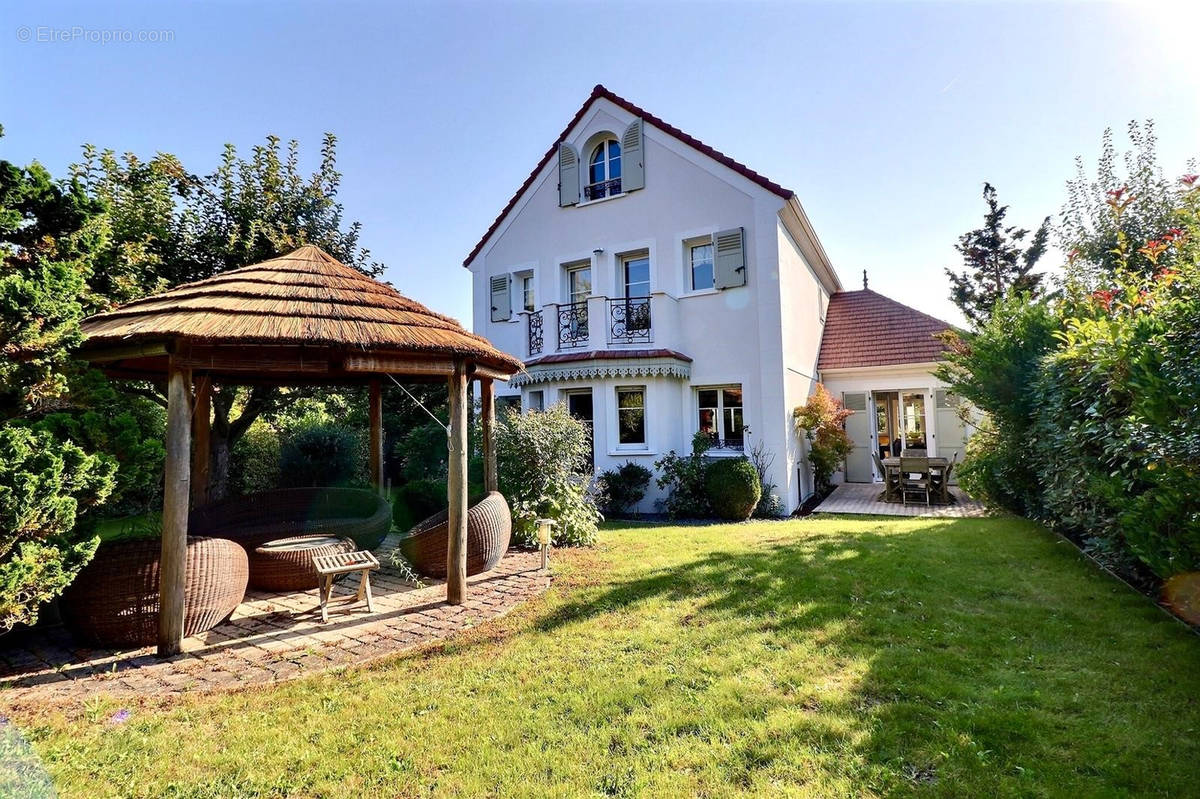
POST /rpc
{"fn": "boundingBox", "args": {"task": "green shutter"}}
[714,227,746,289]
[621,119,644,192]
[558,143,579,207]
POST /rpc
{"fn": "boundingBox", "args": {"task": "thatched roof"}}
[80,245,521,382]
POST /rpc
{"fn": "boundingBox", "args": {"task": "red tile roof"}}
[525,348,692,367]
[817,290,954,371]
[463,85,795,268]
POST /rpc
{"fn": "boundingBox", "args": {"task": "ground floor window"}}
[526,389,544,412]
[696,385,744,449]
[616,386,646,447]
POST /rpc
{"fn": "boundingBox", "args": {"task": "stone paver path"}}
[0,535,548,709]
[814,483,988,517]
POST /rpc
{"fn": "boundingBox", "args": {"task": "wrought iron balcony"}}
[527,310,544,357]
[608,297,652,344]
[584,178,622,201]
[556,301,589,350]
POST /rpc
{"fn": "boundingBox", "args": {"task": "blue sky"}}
[3,1,1197,327]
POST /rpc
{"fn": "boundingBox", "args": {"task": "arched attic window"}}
[586,138,621,200]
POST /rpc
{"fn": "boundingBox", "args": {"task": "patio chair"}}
[872,451,899,502]
[61,536,248,647]
[931,452,958,505]
[399,491,512,578]
[899,456,931,506]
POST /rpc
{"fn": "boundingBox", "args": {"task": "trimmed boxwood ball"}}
[704,458,762,521]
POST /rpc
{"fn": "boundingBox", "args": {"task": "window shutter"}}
[558,143,580,207]
[714,227,746,289]
[621,119,644,192]
[843,392,868,412]
[490,274,512,322]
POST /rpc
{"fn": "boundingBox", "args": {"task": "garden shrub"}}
[941,175,1200,580]
[792,384,852,496]
[1029,240,1200,577]
[392,420,448,482]
[34,371,165,515]
[230,420,281,496]
[704,458,761,521]
[654,432,714,519]
[0,426,115,630]
[937,295,1060,517]
[495,403,600,547]
[393,478,447,530]
[278,423,363,488]
[598,461,652,516]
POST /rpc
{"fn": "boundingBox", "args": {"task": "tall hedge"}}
[940,179,1200,579]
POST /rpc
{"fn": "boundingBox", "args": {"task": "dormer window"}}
[586,139,622,200]
[558,119,643,208]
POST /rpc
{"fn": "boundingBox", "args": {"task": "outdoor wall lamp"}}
[535,518,555,570]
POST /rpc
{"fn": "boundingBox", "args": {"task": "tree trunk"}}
[208,432,232,502]
[206,383,273,502]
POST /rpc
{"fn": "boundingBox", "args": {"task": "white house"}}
[465,85,970,513]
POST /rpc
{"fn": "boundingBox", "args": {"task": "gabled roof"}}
[817,289,953,371]
[463,85,795,268]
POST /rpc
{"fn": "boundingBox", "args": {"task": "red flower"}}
[1180,174,1199,187]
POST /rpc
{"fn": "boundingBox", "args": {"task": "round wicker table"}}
[249,534,357,591]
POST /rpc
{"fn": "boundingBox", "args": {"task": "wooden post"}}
[480,377,498,493]
[446,360,468,604]
[190,377,211,508]
[369,379,384,495]
[159,361,192,657]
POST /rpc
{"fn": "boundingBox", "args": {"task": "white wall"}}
[775,221,828,507]
[467,96,835,515]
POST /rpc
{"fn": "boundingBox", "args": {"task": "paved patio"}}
[0,534,548,710]
[814,482,988,517]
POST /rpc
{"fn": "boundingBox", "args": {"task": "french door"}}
[566,389,594,470]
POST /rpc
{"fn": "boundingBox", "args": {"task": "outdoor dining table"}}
[881,457,950,503]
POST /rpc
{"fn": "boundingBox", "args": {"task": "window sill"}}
[576,192,627,208]
[704,447,745,458]
[607,448,657,457]
[679,288,720,299]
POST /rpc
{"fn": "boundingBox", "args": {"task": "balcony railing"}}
[556,301,589,350]
[584,178,622,201]
[527,309,544,357]
[608,297,652,344]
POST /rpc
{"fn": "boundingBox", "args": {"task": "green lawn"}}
[13,515,1200,797]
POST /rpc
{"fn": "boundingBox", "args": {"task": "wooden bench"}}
[313,549,380,623]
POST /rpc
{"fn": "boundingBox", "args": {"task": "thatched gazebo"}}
[79,245,522,656]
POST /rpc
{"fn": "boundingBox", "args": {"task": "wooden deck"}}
[814,482,988,518]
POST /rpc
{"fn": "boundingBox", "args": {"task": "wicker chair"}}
[61,536,248,647]
[399,491,512,578]
[190,487,391,552]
